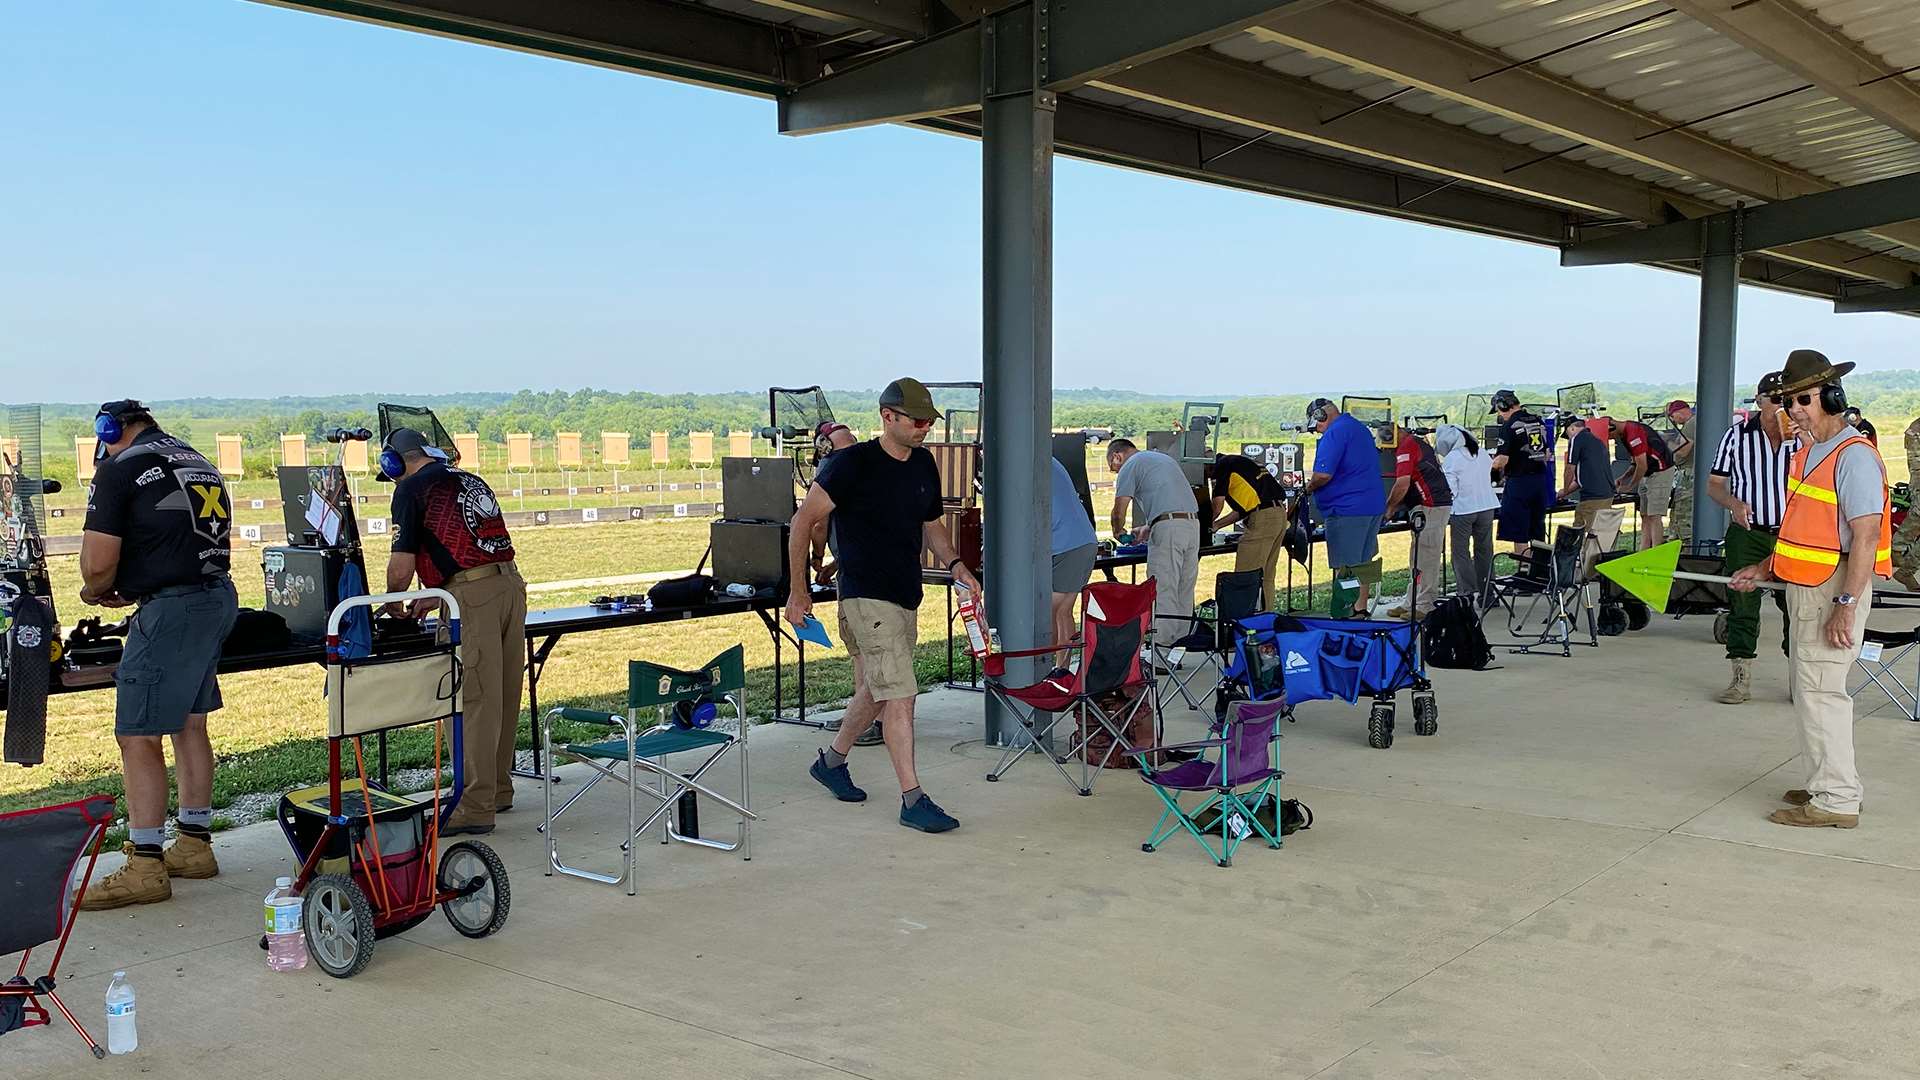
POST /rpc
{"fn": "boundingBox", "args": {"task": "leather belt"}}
[1149,511,1198,527]
[447,561,516,585]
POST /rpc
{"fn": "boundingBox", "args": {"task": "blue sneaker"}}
[900,793,959,833]
[810,750,867,802]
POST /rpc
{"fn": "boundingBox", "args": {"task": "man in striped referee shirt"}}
[1707,372,1795,704]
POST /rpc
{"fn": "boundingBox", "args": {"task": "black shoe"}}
[809,750,868,802]
[900,793,959,833]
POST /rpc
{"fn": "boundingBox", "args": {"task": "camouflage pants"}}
[1894,468,1920,578]
[1667,466,1693,543]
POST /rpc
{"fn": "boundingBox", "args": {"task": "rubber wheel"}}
[1367,701,1395,749]
[304,874,377,979]
[1712,610,1730,645]
[1597,605,1629,637]
[1413,692,1438,737]
[1626,601,1651,632]
[440,840,511,939]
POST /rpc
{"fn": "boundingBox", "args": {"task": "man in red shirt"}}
[384,428,526,835]
[1385,428,1453,619]
[1613,418,1675,550]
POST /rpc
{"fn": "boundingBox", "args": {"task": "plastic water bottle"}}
[265,877,308,971]
[723,582,755,599]
[104,971,136,1055]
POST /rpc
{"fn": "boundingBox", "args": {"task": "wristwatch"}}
[1834,593,1858,606]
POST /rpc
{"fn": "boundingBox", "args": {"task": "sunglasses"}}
[1768,393,1816,407]
[884,409,935,429]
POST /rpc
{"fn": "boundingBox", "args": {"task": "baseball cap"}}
[1757,371,1784,396]
[1664,399,1690,415]
[386,427,448,461]
[878,378,943,422]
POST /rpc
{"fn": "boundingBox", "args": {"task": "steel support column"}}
[981,16,1055,748]
[1693,211,1740,545]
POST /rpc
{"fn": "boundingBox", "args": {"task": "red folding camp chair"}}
[1,795,118,1059]
[983,579,1159,796]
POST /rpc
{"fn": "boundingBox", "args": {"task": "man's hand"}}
[1727,498,1752,529]
[1727,561,1773,592]
[954,569,985,624]
[1825,603,1858,650]
[784,590,812,631]
[1135,523,1152,544]
[81,585,129,608]
[408,598,438,620]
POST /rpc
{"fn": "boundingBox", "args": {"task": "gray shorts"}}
[115,577,239,736]
[1324,514,1383,570]
[1051,543,1098,595]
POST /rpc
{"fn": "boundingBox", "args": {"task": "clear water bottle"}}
[104,971,136,1055]
[264,877,308,971]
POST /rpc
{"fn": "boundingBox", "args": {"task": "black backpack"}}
[1422,595,1493,670]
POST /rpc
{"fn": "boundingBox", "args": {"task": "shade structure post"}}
[1693,209,1740,545]
[981,9,1056,749]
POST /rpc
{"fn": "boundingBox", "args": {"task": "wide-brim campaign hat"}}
[1775,349,1855,395]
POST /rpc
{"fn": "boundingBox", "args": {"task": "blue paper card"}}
[796,614,833,648]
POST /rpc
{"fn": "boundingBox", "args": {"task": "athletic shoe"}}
[810,749,868,802]
[900,794,959,833]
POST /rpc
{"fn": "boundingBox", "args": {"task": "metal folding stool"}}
[542,644,754,895]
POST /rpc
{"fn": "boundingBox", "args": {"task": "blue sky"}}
[3,1,1914,404]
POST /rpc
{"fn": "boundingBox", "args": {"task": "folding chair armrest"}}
[994,643,1072,661]
[1124,738,1225,759]
[550,707,626,727]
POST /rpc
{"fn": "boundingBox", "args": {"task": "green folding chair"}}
[542,645,754,894]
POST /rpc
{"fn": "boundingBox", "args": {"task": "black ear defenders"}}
[1820,382,1848,415]
[1307,398,1334,425]
[94,400,142,445]
[1490,389,1520,413]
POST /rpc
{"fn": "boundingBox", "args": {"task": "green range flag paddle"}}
[1595,539,1784,614]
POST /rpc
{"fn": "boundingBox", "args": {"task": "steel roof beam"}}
[1247,2,1920,255]
[1093,53,1919,284]
[1665,0,1920,146]
[777,0,1308,135]
[256,0,790,93]
[748,0,929,39]
[1564,170,1920,266]
[1836,282,1920,314]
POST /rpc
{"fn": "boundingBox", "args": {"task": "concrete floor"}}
[8,603,1920,1078]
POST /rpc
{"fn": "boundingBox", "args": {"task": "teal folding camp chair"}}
[542,645,754,895]
[1128,697,1285,867]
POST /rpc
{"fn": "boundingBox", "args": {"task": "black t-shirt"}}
[1210,454,1286,516]
[83,428,233,598]
[815,439,942,609]
[1495,410,1548,477]
[390,461,516,589]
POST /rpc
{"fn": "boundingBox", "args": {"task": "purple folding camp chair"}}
[1128,698,1285,867]
[0,794,118,1058]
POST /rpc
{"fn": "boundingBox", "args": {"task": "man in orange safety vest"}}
[1730,350,1890,829]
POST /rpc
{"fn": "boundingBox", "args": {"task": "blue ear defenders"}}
[379,447,406,480]
[94,400,140,445]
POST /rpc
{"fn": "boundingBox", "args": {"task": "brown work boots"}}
[79,835,221,911]
[1717,659,1752,704]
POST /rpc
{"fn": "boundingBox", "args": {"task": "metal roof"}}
[259,0,1920,307]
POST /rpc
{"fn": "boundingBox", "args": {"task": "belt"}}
[135,575,232,606]
[1149,511,1198,527]
[447,561,517,585]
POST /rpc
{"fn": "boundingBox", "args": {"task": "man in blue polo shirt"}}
[1305,398,1387,616]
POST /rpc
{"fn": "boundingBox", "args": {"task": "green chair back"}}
[628,644,747,710]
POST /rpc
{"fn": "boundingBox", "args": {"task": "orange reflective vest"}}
[1774,433,1892,586]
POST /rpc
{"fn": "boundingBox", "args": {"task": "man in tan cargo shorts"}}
[786,378,983,833]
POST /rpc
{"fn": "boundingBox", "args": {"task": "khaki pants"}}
[1406,504,1450,616]
[1786,572,1870,815]
[446,563,528,823]
[1233,505,1288,611]
[1146,518,1201,644]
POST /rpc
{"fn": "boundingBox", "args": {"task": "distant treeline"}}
[30,374,1920,453]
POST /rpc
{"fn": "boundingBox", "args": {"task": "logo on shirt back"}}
[173,468,231,545]
[135,466,164,486]
[455,472,511,554]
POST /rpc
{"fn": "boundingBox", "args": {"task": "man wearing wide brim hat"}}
[1730,350,1891,828]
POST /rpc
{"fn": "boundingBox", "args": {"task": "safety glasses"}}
[1769,392,1816,407]
[884,409,935,429]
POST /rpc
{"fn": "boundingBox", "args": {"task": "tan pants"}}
[1406,504,1450,615]
[446,563,528,823]
[1786,573,1870,815]
[1146,518,1201,644]
[1233,505,1289,611]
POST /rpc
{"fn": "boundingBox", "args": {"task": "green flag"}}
[1595,540,1683,614]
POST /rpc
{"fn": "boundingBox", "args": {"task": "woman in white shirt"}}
[1437,425,1500,605]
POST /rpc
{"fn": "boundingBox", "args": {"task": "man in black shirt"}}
[384,428,525,835]
[76,400,238,910]
[1557,417,1617,530]
[1209,452,1290,610]
[786,378,981,833]
[1489,389,1552,554]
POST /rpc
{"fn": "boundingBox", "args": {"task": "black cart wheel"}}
[440,840,511,939]
[1412,691,1438,736]
[1597,605,1629,637]
[304,874,377,979]
[1367,701,1395,749]
[1712,611,1730,645]
[1626,600,1651,632]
